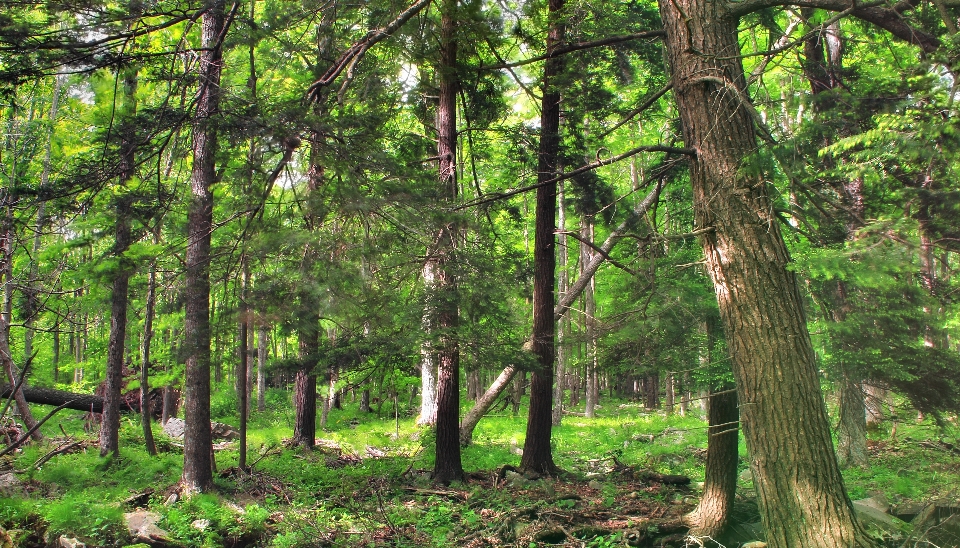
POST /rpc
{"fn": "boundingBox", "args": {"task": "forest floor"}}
[2,389,960,547]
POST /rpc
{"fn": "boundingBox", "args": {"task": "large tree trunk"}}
[430,0,464,484]
[520,0,564,477]
[181,0,226,494]
[659,0,876,545]
[685,386,739,538]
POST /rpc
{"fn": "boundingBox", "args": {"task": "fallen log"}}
[1,384,104,413]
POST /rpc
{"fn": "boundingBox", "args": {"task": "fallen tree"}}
[1,384,105,413]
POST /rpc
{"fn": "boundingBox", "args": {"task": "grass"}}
[1,387,958,547]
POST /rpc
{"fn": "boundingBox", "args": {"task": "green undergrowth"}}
[1,390,959,547]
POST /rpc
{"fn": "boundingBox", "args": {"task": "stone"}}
[124,510,171,544]
[855,495,890,514]
[0,473,21,496]
[59,536,85,548]
[161,418,186,438]
[191,519,210,531]
[162,417,238,440]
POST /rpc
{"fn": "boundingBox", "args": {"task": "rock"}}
[191,519,210,531]
[125,510,171,544]
[162,417,238,440]
[59,536,85,548]
[0,473,21,495]
[210,421,239,440]
[855,495,890,514]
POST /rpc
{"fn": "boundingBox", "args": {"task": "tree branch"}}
[481,30,666,71]
[307,0,433,101]
[728,0,939,52]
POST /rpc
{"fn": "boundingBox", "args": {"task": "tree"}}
[520,0,565,477]
[429,0,464,485]
[182,0,227,494]
[655,0,937,543]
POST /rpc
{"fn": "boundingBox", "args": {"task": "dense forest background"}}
[1,0,960,546]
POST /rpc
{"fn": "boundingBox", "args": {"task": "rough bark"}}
[430,0,464,484]
[520,0,564,477]
[181,0,226,494]
[293,331,318,448]
[685,387,739,538]
[659,0,876,544]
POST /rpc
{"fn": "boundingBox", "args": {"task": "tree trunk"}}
[237,255,249,469]
[417,279,438,426]
[837,378,868,468]
[552,182,568,426]
[685,386,739,538]
[257,324,267,412]
[0,383,104,412]
[863,383,886,430]
[100,68,138,459]
[430,0,464,484]
[293,332,318,447]
[582,215,598,418]
[360,389,371,413]
[140,236,159,456]
[665,372,675,414]
[659,0,875,544]
[520,0,564,477]
[512,370,524,416]
[182,0,226,494]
